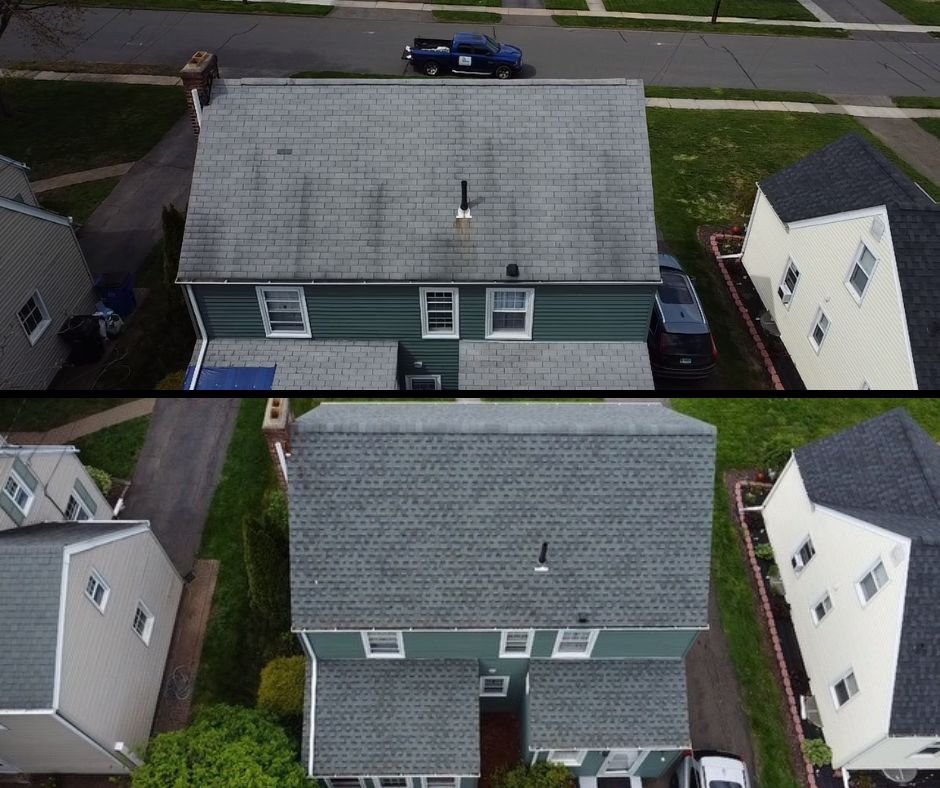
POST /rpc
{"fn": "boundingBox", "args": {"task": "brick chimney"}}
[180,50,219,135]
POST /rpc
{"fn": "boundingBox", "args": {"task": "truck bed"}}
[412,37,452,52]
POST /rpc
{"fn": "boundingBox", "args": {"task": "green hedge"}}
[258,655,307,718]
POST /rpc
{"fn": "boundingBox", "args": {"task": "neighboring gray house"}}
[177,73,660,391]
[0,521,183,775]
[0,153,97,390]
[0,437,113,530]
[288,403,717,786]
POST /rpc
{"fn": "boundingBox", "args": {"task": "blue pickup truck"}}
[402,32,523,79]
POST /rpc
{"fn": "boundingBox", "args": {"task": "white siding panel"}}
[58,530,182,759]
[0,712,125,774]
[850,735,940,770]
[762,461,910,768]
[741,191,916,390]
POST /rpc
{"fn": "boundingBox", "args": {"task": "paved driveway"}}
[122,398,241,574]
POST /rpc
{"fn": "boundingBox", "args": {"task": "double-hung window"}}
[778,259,800,306]
[485,288,534,340]
[362,630,404,658]
[846,243,877,302]
[256,286,311,338]
[499,630,533,658]
[831,670,859,708]
[85,570,110,612]
[3,471,33,516]
[791,537,815,572]
[857,560,888,603]
[17,291,51,345]
[479,676,510,697]
[133,601,154,645]
[811,593,832,624]
[424,779,457,788]
[547,751,587,767]
[329,779,365,788]
[809,310,830,353]
[405,375,442,391]
[552,629,597,658]
[420,288,459,339]
[65,494,91,521]
[378,779,409,788]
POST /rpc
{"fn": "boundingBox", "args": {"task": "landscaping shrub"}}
[258,655,306,718]
[243,493,291,633]
[757,430,807,474]
[802,738,832,766]
[156,369,186,390]
[132,704,308,787]
[85,466,112,496]
[265,488,289,537]
[162,204,186,303]
[755,543,775,561]
[495,762,576,788]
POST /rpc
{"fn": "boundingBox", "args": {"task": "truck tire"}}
[495,65,512,80]
[424,60,441,76]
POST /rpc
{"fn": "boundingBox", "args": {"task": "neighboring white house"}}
[740,133,940,390]
[0,520,183,775]
[0,438,113,530]
[761,408,940,772]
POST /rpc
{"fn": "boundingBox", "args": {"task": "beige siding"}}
[0,450,113,531]
[0,208,96,390]
[0,712,126,774]
[762,459,910,768]
[58,529,182,759]
[0,164,36,205]
[740,191,916,390]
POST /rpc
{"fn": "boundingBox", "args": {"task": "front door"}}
[599,749,644,776]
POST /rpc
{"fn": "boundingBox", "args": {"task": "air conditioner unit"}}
[800,695,823,729]
[778,286,792,305]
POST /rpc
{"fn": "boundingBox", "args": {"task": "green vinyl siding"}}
[531,631,557,658]
[591,629,701,658]
[305,286,420,338]
[479,659,529,713]
[399,340,458,390]
[306,631,365,658]
[193,285,265,338]
[403,631,500,658]
[532,286,655,341]
[573,752,606,777]
[635,750,683,778]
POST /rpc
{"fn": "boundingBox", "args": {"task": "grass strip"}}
[73,416,151,479]
[80,0,332,14]
[432,9,501,20]
[646,85,835,104]
[604,0,814,20]
[893,95,940,109]
[8,60,180,76]
[552,14,850,36]
[39,177,121,225]
[545,0,590,9]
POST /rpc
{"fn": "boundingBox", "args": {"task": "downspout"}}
[185,284,208,391]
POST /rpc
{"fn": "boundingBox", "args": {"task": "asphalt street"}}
[3,6,940,95]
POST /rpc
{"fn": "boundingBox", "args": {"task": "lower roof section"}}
[189,339,399,390]
[458,341,653,390]
[527,659,691,750]
[311,659,480,777]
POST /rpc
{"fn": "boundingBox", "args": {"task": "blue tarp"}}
[182,365,276,390]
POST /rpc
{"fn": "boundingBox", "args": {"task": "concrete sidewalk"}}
[32,162,135,194]
[6,398,156,446]
[0,68,181,86]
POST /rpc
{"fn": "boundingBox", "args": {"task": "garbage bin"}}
[59,315,104,364]
[94,272,137,318]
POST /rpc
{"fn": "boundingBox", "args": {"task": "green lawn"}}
[604,0,814,19]
[73,416,151,479]
[0,80,185,179]
[671,398,940,788]
[893,95,940,109]
[10,60,180,76]
[0,398,134,432]
[196,398,281,707]
[432,9,501,20]
[545,0,589,9]
[646,108,939,389]
[81,0,332,14]
[877,0,940,24]
[646,85,835,104]
[916,117,940,139]
[433,0,502,7]
[290,70,423,78]
[552,15,849,36]
[39,177,121,225]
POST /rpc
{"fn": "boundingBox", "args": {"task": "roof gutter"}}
[176,278,663,287]
[185,284,208,391]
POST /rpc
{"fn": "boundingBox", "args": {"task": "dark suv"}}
[647,254,717,379]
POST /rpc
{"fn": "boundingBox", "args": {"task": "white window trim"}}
[778,257,800,308]
[255,286,311,338]
[808,309,830,354]
[551,629,599,659]
[499,629,534,658]
[830,669,859,710]
[18,290,51,346]
[421,777,459,788]
[66,493,91,521]
[479,676,510,697]
[376,778,411,788]
[84,569,110,613]
[328,779,366,788]
[546,750,587,767]
[404,374,442,391]
[132,600,154,646]
[810,592,832,625]
[419,287,459,340]
[361,630,405,659]
[844,240,879,305]
[485,288,534,340]
[3,469,34,515]
[910,743,940,759]
[856,559,889,606]
[791,536,815,572]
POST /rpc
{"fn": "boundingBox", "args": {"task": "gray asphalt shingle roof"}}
[311,660,480,775]
[191,339,399,389]
[758,133,940,389]
[289,403,716,630]
[458,341,653,389]
[178,78,659,284]
[792,408,940,736]
[0,522,139,709]
[527,659,691,749]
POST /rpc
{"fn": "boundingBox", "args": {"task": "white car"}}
[672,752,753,788]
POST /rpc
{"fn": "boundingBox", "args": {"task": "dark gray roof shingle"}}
[289,404,716,629]
[312,660,479,775]
[792,407,940,736]
[458,341,653,389]
[178,79,659,284]
[0,521,139,709]
[527,659,690,749]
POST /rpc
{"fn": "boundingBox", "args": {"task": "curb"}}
[733,480,820,788]
[710,234,785,391]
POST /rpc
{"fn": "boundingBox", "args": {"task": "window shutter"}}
[73,479,98,515]
[12,459,38,491]
[0,490,24,525]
